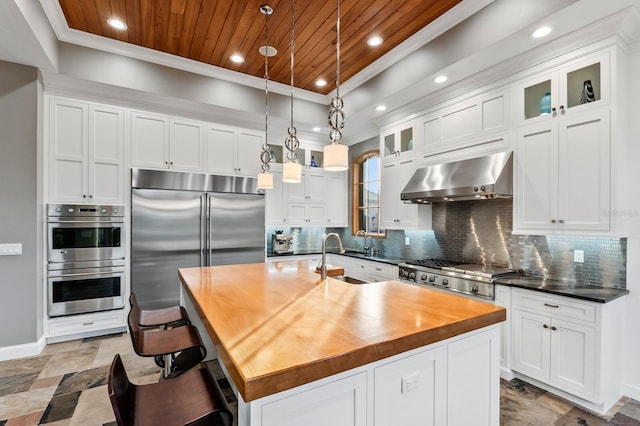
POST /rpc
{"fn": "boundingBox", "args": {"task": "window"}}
[352,151,382,235]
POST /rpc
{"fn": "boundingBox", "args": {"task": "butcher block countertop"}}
[178,260,506,402]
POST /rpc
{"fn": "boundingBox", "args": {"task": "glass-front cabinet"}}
[381,122,415,159]
[518,51,609,123]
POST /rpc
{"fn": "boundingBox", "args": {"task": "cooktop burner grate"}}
[405,259,466,269]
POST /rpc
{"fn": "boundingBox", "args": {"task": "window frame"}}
[351,150,384,237]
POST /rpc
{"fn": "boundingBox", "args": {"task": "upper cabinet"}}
[131,111,204,172]
[381,122,415,160]
[419,89,509,159]
[206,125,263,176]
[48,97,124,204]
[516,52,609,125]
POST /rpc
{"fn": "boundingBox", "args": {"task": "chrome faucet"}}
[321,233,345,279]
[354,229,371,255]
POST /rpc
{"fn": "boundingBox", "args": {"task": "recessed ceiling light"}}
[532,26,552,39]
[107,18,127,30]
[230,54,245,64]
[313,126,321,132]
[434,75,448,83]
[315,79,327,87]
[258,45,277,57]
[376,105,386,112]
[367,36,383,47]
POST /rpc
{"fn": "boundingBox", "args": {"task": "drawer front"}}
[49,310,126,337]
[513,289,596,323]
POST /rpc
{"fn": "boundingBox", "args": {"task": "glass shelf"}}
[309,149,324,168]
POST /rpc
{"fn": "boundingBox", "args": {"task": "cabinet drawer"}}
[48,310,126,337]
[513,289,596,323]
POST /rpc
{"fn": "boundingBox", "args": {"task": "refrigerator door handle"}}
[206,194,212,266]
[200,194,207,267]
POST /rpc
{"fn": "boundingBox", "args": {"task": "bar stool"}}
[108,354,233,426]
[128,300,206,379]
[129,292,191,329]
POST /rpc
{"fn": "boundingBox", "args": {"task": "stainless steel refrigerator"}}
[131,169,265,309]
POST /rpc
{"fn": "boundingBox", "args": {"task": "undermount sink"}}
[336,276,369,285]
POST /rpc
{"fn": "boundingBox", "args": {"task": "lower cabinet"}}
[510,288,625,412]
[47,309,127,341]
[329,255,397,283]
[245,326,500,426]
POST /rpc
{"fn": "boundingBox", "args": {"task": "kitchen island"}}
[179,260,506,426]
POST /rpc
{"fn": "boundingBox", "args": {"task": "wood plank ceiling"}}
[57,0,462,95]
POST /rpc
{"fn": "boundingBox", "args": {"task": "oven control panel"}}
[48,204,124,217]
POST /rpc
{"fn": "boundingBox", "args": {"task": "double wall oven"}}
[47,204,125,317]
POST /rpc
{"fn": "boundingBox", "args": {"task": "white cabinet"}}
[131,111,204,172]
[287,203,325,226]
[329,255,397,283]
[206,125,263,176]
[325,172,348,226]
[47,309,126,341]
[516,51,609,125]
[510,288,625,411]
[374,345,446,426]
[494,285,512,372]
[285,169,327,226]
[48,97,124,204]
[514,108,610,233]
[380,155,432,230]
[419,90,509,157]
[381,121,415,160]
[265,169,286,224]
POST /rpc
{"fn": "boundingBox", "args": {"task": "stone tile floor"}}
[0,332,638,425]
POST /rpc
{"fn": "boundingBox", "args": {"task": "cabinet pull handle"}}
[551,326,557,331]
[83,321,94,326]
[375,268,382,271]
[544,303,559,308]
[558,219,565,224]
[543,324,549,329]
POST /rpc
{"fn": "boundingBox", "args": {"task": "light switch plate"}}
[0,243,22,256]
[574,249,584,263]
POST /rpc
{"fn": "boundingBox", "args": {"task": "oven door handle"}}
[49,270,124,278]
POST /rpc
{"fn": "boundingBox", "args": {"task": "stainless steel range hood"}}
[401,151,513,203]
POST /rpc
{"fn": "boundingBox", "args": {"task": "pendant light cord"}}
[336,0,340,99]
[289,0,295,129]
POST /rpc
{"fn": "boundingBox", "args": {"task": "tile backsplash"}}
[268,199,626,289]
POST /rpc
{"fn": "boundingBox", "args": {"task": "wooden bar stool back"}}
[129,292,190,329]
[108,354,233,426]
[128,301,206,379]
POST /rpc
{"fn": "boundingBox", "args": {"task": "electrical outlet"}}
[401,373,420,394]
[574,250,584,263]
[405,237,410,246]
[0,243,22,256]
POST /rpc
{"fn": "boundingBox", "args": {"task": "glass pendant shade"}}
[324,143,348,171]
[257,172,274,189]
[282,161,302,183]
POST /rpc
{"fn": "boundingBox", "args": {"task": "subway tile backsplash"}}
[268,199,626,289]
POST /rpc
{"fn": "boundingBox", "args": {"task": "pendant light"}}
[257,5,275,189]
[282,0,302,184]
[324,0,349,171]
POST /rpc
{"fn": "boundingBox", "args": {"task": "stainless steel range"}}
[398,259,520,300]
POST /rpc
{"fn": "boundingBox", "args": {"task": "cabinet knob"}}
[551,326,557,331]
[551,107,556,112]
[558,219,565,224]
[559,105,565,111]
[550,219,556,224]
[89,194,93,198]
[82,194,87,198]
[170,161,174,165]
[543,324,549,329]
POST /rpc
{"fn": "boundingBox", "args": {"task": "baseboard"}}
[622,382,640,402]
[0,336,47,361]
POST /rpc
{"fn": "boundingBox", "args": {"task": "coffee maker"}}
[271,231,294,254]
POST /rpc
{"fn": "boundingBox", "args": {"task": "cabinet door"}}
[49,99,88,203]
[285,174,308,203]
[396,158,418,227]
[236,130,263,176]
[131,111,169,169]
[512,309,550,381]
[558,109,610,231]
[306,170,326,203]
[169,119,204,172]
[258,372,367,426]
[88,105,124,204]
[550,318,596,398]
[374,346,446,426]
[514,121,559,230]
[307,204,325,224]
[265,170,286,225]
[206,126,236,175]
[287,203,307,225]
[326,173,347,226]
[380,160,399,229]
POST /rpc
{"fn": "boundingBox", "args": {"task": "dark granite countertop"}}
[495,276,628,303]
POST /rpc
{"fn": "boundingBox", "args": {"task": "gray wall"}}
[0,60,41,346]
